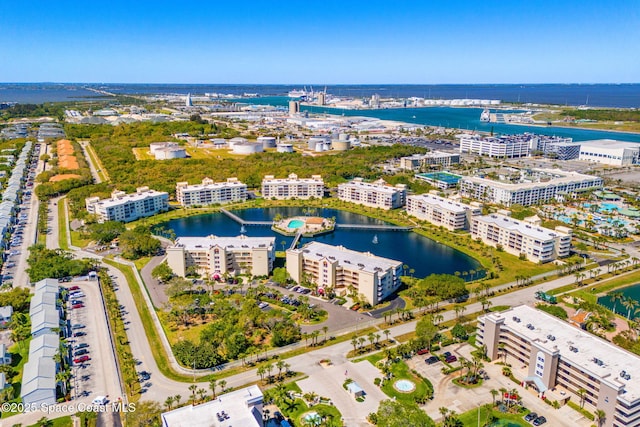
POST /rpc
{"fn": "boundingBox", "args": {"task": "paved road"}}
[79,140,102,184]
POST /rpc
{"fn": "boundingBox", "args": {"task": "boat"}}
[240,225,246,234]
[372,234,378,244]
[288,88,307,98]
[480,108,491,122]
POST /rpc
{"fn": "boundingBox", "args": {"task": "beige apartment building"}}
[337,178,407,210]
[176,177,247,207]
[406,193,482,230]
[261,173,324,200]
[85,186,169,223]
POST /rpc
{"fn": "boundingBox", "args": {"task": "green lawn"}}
[27,415,73,427]
[1,338,32,419]
[378,360,433,403]
[58,199,69,250]
[456,405,530,427]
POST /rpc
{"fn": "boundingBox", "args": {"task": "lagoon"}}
[163,207,481,279]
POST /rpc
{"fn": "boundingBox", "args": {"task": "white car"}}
[92,396,108,405]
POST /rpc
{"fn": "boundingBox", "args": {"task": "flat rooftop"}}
[484,305,640,403]
[339,179,404,194]
[474,214,568,240]
[416,172,462,184]
[178,180,246,191]
[579,139,640,150]
[461,168,602,191]
[173,235,275,251]
[295,241,401,274]
[161,385,263,427]
[97,190,168,208]
[408,193,478,214]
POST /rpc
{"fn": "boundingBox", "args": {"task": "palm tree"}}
[577,387,586,409]
[164,396,174,410]
[594,409,606,427]
[322,326,329,343]
[209,379,217,399]
[257,366,266,382]
[609,291,624,314]
[175,395,182,406]
[622,297,639,320]
[383,329,391,343]
[358,337,366,351]
[351,336,358,354]
[197,388,206,402]
[367,332,375,350]
[276,360,286,379]
[490,389,499,406]
[188,384,197,402]
[219,380,227,393]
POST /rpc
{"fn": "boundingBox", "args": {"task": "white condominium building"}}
[85,187,169,223]
[337,178,407,210]
[176,177,247,207]
[166,235,275,278]
[459,168,604,206]
[578,139,640,166]
[459,133,571,159]
[286,242,402,306]
[478,305,640,427]
[261,173,324,200]
[471,213,571,263]
[399,151,460,170]
[406,193,482,230]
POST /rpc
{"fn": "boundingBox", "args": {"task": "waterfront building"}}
[261,173,324,200]
[537,141,582,160]
[161,385,263,427]
[176,177,247,207]
[286,241,402,305]
[399,151,460,170]
[471,213,571,263]
[459,133,571,158]
[459,168,604,206]
[406,193,482,231]
[578,139,640,166]
[167,235,275,278]
[85,187,169,223]
[478,305,640,427]
[337,178,407,210]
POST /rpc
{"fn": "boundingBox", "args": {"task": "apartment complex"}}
[337,178,407,210]
[167,235,275,278]
[176,177,247,207]
[406,193,482,230]
[478,305,640,427]
[471,213,571,263]
[85,187,169,223]
[161,385,263,427]
[459,133,571,158]
[578,139,640,166]
[536,140,583,160]
[399,151,460,170]
[261,173,324,200]
[459,168,604,206]
[286,242,402,305]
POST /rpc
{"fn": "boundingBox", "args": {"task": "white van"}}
[92,396,108,405]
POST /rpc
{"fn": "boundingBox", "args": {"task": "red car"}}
[417,348,430,355]
[74,355,90,364]
[69,286,80,291]
[72,303,84,309]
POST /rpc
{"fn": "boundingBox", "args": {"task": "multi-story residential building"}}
[459,133,572,159]
[161,385,263,427]
[286,242,402,305]
[535,140,582,160]
[166,235,275,278]
[261,173,324,200]
[406,193,482,230]
[471,213,571,263]
[176,177,247,207]
[337,178,407,210]
[399,151,460,170]
[579,139,640,166]
[478,305,640,427]
[85,187,169,223]
[459,168,603,206]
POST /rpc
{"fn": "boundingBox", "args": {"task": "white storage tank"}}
[277,144,294,153]
[257,136,277,149]
[228,137,248,148]
[232,142,264,155]
[338,133,350,141]
[155,147,187,160]
[308,136,329,150]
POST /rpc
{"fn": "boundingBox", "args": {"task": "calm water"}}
[598,283,640,313]
[163,207,481,279]
[3,83,640,108]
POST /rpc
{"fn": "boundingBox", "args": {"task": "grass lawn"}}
[27,416,74,427]
[457,405,530,427]
[378,360,433,403]
[280,400,342,427]
[132,147,154,160]
[160,313,210,345]
[133,256,152,271]
[562,269,640,304]
[1,338,33,419]
[58,199,69,250]
[70,230,92,248]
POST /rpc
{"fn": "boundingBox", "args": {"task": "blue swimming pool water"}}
[287,220,305,229]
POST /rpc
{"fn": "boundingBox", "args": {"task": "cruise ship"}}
[480,108,491,122]
[288,88,308,98]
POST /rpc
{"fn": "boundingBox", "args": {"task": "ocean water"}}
[2,83,640,108]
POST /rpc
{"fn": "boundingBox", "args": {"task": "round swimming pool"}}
[287,219,305,229]
[394,379,416,392]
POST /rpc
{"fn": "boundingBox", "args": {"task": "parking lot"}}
[63,280,121,405]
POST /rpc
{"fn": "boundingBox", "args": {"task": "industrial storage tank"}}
[232,142,264,155]
[257,136,277,149]
[277,144,294,153]
[332,140,351,151]
[155,147,187,160]
[228,137,248,148]
[315,142,331,152]
[308,136,329,151]
[338,133,350,141]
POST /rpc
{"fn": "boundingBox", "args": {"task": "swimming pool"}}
[287,219,305,229]
[600,202,620,211]
[394,379,416,392]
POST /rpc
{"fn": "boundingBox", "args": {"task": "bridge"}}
[335,224,413,231]
[220,208,273,226]
[289,230,303,250]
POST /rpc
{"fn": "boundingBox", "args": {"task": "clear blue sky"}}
[1,0,638,84]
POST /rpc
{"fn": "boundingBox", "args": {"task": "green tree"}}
[415,315,438,351]
[375,399,435,427]
[151,262,174,283]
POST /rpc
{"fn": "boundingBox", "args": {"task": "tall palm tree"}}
[622,297,639,320]
[383,329,391,343]
[209,379,217,399]
[490,389,499,406]
[609,291,624,314]
[164,396,174,410]
[322,326,329,343]
[175,395,182,406]
[188,384,197,402]
[594,409,606,427]
[577,388,586,409]
[219,380,227,393]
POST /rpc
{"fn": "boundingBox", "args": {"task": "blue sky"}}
[1,0,638,83]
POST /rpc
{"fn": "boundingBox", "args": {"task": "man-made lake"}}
[598,283,640,315]
[163,207,482,279]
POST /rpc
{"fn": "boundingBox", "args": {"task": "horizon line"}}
[1,82,639,86]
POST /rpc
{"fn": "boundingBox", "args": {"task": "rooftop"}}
[461,168,602,191]
[161,385,263,427]
[483,305,640,403]
[177,177,245,191]
[173,235,275,251]
[339,178,406,194]
[263,173,323,183]
[94,188,168,209]
[579,139,640,149]
[473,214,570,241]
[293,241,401,275]
[408,193,479,214]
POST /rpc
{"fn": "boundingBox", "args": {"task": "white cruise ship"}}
[480,108,491,122]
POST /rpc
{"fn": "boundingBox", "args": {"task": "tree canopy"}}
[374,399,435,427]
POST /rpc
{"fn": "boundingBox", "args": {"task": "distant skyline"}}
[1,0,639,84]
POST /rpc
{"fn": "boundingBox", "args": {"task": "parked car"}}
[74,355,90,364]
[425,356,440,365]
[138,371,151,381]
[533,416,547,426]
[524,412,538,422]
[417,348,430,355]
[445,355,458,363]
[73,343,89,351]
[71,303,84,309]
[69,286,80,291]
[72,331,86,338]
[71,300,83,305]
[71,324,85,330]
[74,349,90,356]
